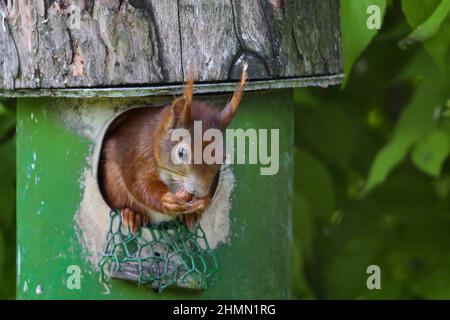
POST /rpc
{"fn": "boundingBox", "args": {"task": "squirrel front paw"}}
[161,190,211,228]
[121,208,149,235]
[184,195,212,229]
[175,189,211,214]
[161,192,190,215]
[187,196,211,213]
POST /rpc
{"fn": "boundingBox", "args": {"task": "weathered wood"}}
[179,0,240,81]
[0,74,343,98]
[110,261,205,290]
[231,0,274,79]
[147,0,182,81]
[272,0,343,76]
[0,0,342,91]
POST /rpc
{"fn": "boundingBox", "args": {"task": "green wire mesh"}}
[99,209,218,292]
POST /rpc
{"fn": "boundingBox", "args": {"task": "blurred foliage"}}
[293,0,450,299]
[0,98,16,300]
[341,0,388,86]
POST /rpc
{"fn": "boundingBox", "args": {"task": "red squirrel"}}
[99,66,247,233]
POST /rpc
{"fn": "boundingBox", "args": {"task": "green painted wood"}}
[16,90,293,299]
[1,75,342,98]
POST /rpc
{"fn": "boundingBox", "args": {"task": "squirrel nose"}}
[185,187,209,198]
[185,185,208,198]
[183,178,210,198]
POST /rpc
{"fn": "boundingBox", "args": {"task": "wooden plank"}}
[178,0,240,81]
[0,74,343,98]
[0,1,19,90]
[93,1,164,84]
[147,0,183,82]
[230,0,274,79]
[0,0,342,91]
[270,0,343,77]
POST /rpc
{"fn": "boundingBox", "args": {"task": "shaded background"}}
[293,0,450,299]
[0,97,15,299]
[1,0,450,299]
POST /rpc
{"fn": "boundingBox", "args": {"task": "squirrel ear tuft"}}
[219,63,247,128]
[184,67,194,106]
[171,96,191,127]
[168,70,194,128]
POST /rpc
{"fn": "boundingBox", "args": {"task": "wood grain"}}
[0,0,342,90]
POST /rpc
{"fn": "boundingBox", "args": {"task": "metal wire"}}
[99,209,218,292]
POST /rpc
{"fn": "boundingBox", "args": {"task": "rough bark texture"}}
[0,0,342,90]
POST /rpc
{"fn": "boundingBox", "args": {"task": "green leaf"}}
[401,0,450,70]
[341,0,388,86]
[294,148,336,223]
[321,204,386,299]
[399,0,450,48]
[409,256,450,299]
[322,169,450,299]
[393,48,437,83]
[363,135,415,195]
[0,102,6,115]
[363,76,448,194]
[293,191,314,258]
[0,137,16,229]
[411,128,450,177]
[296,102,356,169]
[293,89,320,108]
[292,218,315,299]
[0,115,15,142]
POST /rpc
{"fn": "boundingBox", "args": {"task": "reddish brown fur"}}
[99,66,247,228]
[100,107,171,215]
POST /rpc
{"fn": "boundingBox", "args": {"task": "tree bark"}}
[0,0,342,90]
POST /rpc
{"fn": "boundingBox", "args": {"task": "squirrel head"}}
[156,65,247,197]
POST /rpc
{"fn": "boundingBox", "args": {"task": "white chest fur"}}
[146,171,180,224]
[147,210,174,224]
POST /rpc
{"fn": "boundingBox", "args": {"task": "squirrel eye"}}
[177,146,186,159]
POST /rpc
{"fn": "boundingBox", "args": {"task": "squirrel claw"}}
[183,196,211,228]
[121,208,148,235]
[186,196,211,213]
[185,213,200,230]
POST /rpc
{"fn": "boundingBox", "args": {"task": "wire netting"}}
[99,209,218,292]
